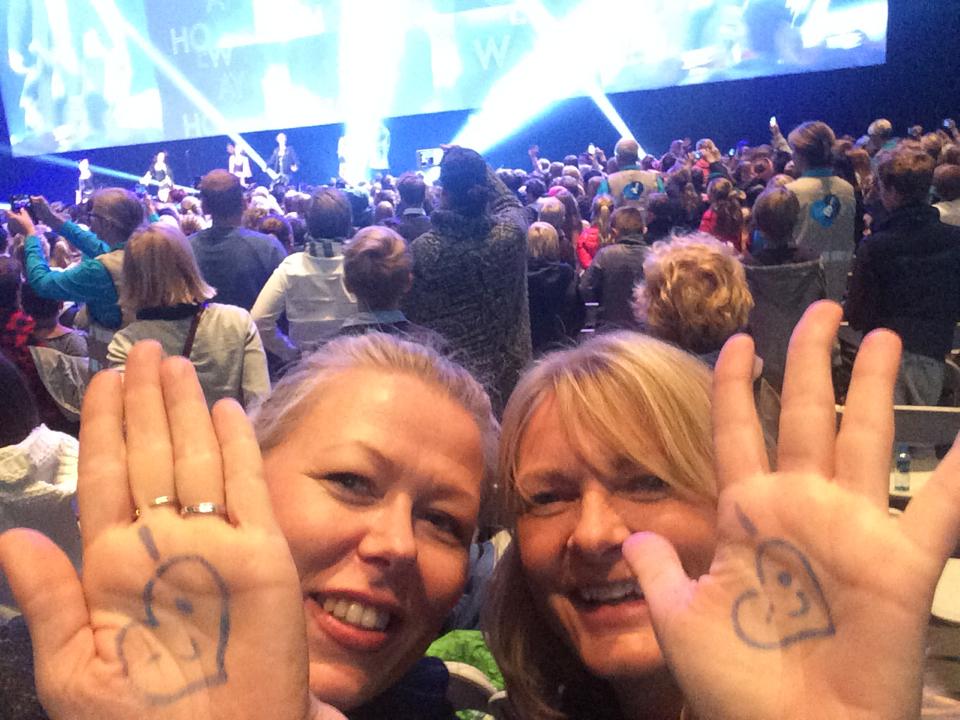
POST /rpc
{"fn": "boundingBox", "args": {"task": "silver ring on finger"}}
[135,495,180,517]
[180,502,229,519]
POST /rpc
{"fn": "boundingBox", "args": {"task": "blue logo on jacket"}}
[811,194,841,227]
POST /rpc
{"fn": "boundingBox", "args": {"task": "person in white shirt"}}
[251,188,357,362]
[0,354,79,613]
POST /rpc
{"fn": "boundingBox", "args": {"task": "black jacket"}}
[578,234,648,330]
[526,258,583,354]
[845,203,960,359]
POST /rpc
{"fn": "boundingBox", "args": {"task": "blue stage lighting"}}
[90,0,268,173]
[452,0,644,156]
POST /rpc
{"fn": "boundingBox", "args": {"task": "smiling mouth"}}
[573,580,645,606]
[310,594,393,632]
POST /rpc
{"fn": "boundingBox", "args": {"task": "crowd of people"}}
[0,113,959,720]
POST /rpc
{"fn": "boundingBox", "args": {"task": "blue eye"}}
[323,473,375,502]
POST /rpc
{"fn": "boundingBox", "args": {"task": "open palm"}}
[0,342,341,720]
[625,302,960,720]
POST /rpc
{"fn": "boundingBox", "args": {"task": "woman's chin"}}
[308,660,377,713]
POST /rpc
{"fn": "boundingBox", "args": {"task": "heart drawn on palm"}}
[115,526,231,704]
[730,505,835,650]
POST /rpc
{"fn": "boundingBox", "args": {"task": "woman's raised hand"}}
[0,341,343,720]
[624,301,960,720]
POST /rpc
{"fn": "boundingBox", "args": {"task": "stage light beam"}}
[452,1,645,156]
[90,0,268,174]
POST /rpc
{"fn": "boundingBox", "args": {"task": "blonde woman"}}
[1,332,498,719]
[106,223,269,409]
[633,233,754,366]
[487,301,960,720]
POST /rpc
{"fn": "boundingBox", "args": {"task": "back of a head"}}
[258,214,293,250]
[374,201,395,223]
[941,145,960,166]
[933,163,960,202]
[922,133,944,160]
[439,147,489,217]
[707,177,736,205]
[591,194,615,228]
[397,172,427,207]
[788,121,837,168]
[878,148,936,206]
[306,188,353,239]
[20,282,61,324]
[537,197,566,237]
[614,137,640,166]
[343,226,412,310]
[94,188,146,240]
[868,118,894,141]
[0,257,22,311]
[199,170,244,219]
[526,221,561,262]
[121,223,215,311]
[634,233,754,355]
[0,353,39,447]
[611,205,646,238]
[752,186,800,247]
[644,192,676,239]
[524,177,546,202]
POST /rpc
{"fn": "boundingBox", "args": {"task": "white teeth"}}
[319,595,391,631]
[578,581,643,603]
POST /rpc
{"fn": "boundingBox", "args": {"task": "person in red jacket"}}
[576,194,614,269]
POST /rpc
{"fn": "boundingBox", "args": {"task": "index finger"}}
[713,333,769,490]
[78,369,132,548]
[777,301,843,477]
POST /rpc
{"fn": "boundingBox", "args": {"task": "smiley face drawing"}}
[116,528,230,704]
[731,537,836,650]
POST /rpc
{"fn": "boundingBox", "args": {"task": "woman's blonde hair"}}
[252,333,499,506]
[121,223,215,310]
[526,221,561,261]
[590,193,615,246]
[633,233,753,355]
[486,333,715,720]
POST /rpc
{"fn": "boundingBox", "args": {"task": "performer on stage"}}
[227,143,253,187]
[266,132,299,187]
[141,150,174,201]
[76,158,94,205]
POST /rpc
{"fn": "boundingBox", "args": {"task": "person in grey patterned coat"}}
[402,147,531,413]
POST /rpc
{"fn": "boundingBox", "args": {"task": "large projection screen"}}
[0,0,888,156]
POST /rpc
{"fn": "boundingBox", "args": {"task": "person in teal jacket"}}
[8,190,146,366]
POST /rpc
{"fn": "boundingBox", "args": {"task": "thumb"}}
[622,531,694,624]
[0,529,90,661]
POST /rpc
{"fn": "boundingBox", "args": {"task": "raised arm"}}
[624,301,960,720]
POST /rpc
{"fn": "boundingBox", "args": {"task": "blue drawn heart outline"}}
[116,554,230,704]
[732,538,836,650]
